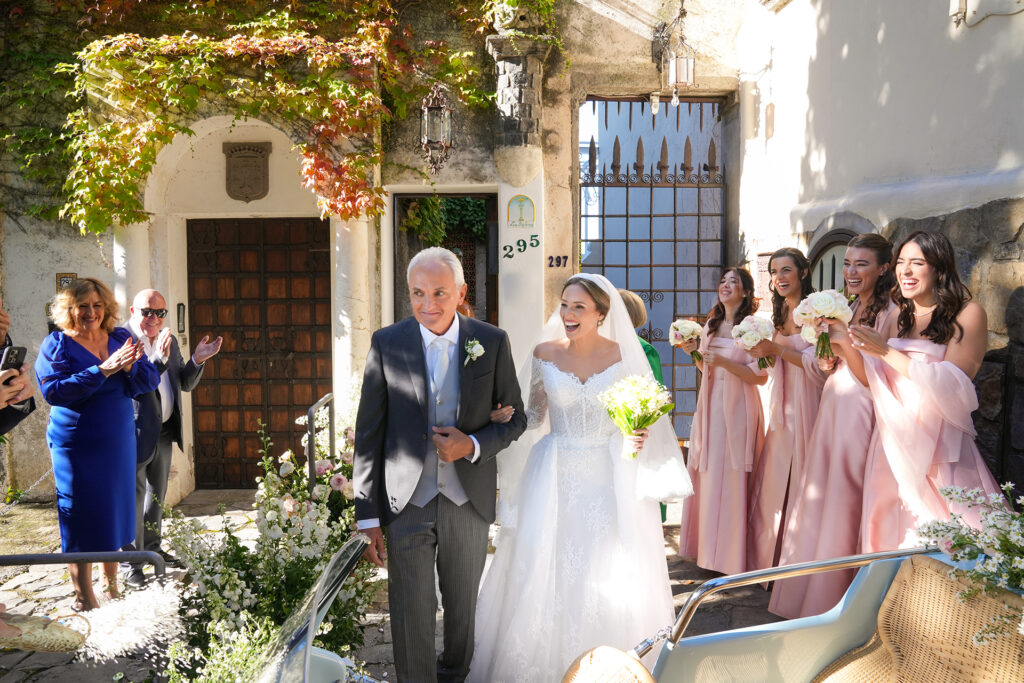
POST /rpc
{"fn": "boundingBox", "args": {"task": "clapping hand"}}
[489,403,515,424]
[193,335,223,364]
[156,327,173,359]
[99,337,143,376]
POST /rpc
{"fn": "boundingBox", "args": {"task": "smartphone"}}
[0,346,26,374]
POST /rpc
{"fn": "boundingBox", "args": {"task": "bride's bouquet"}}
[731,315,776,369]
[669,318,704,364]
[597,375,674,459]
[792,290,853,359]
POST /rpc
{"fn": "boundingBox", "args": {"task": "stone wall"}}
[883,196,1024,492]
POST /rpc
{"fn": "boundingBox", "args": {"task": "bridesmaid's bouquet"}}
[731,315,776,369]
[792,290,853,359]
[597,375,674,459]
[669,318,704,363]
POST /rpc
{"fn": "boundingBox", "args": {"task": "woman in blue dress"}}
[35,278,158,611]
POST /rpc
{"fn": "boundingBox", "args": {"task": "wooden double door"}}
[187,218,332,488]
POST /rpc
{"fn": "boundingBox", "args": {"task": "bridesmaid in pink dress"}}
[852,231,1002,552]
[746,248,826,572]
[770,233,897,619]
[679,267,766,576]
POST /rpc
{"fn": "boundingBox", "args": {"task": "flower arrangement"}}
[164,396,376,675]
[731,315,776,369]
[792,290,853,359]
[917,483,1023,644]
[464,337,485,365]
[597,374,674,458]
[669,318,703,364]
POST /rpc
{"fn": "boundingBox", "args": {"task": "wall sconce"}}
[650,91,660,115]
[177,303,186,333]
[654,0,696,100]
[420,82,454,175]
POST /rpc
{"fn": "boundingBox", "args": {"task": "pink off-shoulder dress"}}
[769,302,897,619]
[746,333,826,572]
[679,327,765,576]
[860,338,1002,552]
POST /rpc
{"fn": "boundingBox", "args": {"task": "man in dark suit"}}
[353,247,527,683]
[123,289,222,587]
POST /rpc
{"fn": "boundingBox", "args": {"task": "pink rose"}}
[282,496,299,516]
[330,473,349,492]
[315,459,333,476]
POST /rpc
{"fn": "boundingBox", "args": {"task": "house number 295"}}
[502,234,540,259]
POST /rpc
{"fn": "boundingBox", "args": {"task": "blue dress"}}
[35,328,159,552]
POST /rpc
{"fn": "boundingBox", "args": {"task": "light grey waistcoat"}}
[409,351,469,507]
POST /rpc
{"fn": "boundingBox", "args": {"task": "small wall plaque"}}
[56,272,77,292]
[223,142,272,202]
[507,195,535,230]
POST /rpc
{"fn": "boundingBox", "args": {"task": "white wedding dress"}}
[469,356,675,681]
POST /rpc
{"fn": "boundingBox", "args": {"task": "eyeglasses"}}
[141,308,168,319]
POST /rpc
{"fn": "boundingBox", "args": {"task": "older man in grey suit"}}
[123,289,222,587]
[353,247,526,683]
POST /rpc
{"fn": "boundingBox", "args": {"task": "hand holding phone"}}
[0,346,26,378]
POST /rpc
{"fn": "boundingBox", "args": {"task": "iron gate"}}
[579,98,725,439]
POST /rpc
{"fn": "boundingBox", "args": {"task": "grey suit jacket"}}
[353,315,527,526]
[125,329,205,464]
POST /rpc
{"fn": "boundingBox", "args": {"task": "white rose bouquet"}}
[597,374,674,459]
[731,315,776,369]
[669,318,704,363]
[792,289,853,359]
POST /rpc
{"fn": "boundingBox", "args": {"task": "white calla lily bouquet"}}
[597,374,674,459]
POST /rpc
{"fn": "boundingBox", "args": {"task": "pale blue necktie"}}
[429,337,451,397]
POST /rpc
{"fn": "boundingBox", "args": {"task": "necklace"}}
[915,304,937,317]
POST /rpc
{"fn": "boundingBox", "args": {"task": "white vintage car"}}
[255,538,1024,682]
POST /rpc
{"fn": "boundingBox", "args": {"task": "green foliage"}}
[401,195,445,246]
[165,613,279,683]
[401,195,488,245]
[1,1,499,233]
[3,486,24,505]
[163,412,376,674]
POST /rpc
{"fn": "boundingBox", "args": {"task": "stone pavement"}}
[1,496,780,681]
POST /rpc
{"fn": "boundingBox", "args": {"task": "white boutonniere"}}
[464,338,485,366]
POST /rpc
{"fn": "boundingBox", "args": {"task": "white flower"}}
[801,324,820,345]
[731,315,773,350]
[464,338,485,366]
[669,319,702,346]
[341,481,355,500]
[279,450,293,463]
[279,461,295,477]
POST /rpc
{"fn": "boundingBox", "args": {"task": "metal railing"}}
[305,393,335,495]
[0,550,167,576]
[634,547,934,657]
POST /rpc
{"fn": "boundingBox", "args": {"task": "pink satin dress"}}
[746,333,825,572]
[769,303,897,619]
[679,327,765,576]
[860,338,1002,552]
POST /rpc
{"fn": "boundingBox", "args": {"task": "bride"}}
[470,273,693,681]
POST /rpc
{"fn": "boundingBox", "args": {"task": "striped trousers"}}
[386,494,489,683]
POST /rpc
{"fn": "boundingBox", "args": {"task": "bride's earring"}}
[597,318,604,326]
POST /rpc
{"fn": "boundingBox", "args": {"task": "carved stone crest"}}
[223,142,271,202]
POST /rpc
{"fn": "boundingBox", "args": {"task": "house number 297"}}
[502,234,540,259]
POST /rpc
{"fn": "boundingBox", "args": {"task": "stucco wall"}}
[0,216,115,501]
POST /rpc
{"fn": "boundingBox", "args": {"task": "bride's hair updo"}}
[894,231,971,344]
[707,266,757,336]
[563,275,610,317]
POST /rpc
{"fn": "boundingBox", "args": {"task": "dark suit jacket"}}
[0,335,35,436]
[353,314,527,526]
[125,329,205,464]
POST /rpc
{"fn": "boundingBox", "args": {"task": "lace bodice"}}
[525,357,624,444]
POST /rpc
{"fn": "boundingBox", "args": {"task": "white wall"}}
[735,0,1024,252]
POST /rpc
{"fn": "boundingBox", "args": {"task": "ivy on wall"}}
[0,0,559,234]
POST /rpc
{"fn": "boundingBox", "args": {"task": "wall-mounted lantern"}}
[420,83,454,174]
[653,0,696,107]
